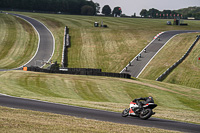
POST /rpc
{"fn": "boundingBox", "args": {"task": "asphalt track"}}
[120,30,200,78]
[1,13,54,70]
[1,94,200,133]
[1,14,200,132]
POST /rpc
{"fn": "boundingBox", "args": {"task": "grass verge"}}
[163,37,200,89]
[0,70,200,124]
[0,13,38,69]
[10,12,200,73]
[2,11,199,89]
[139,33,200,89]
[0,106,179,133]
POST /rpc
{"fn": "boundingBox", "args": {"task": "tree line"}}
[1,0,198,19]
[176,6,200,19]
[101,5,122,17]
[0,0,122,17]
[140,7,200,19]
[0,0,97,15]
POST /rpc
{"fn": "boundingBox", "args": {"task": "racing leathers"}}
[133,96,154,110]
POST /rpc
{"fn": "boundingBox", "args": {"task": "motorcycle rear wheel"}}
[121,109,129,117]
[139,108,152,120]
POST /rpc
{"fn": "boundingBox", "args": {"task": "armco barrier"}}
[49,26,132,79]
[156,35,200,81]
[26,67,131,79]
[61,26,70,67]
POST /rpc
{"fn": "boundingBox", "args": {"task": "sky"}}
[93,0,200,16]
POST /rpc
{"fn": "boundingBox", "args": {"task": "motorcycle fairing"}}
[143,103,157,109]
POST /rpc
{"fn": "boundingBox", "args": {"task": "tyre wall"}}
[25,67,131,79]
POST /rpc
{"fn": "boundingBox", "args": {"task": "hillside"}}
[13,12,200,73]
[1,11,200,89]
[0,70,200,124]
[0,13,38,69]
[0,12,200,132]
[139,33,200,89]
[15,12,200,90]
[163,35,200,89]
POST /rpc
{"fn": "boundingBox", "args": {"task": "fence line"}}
[61,26,70,67]
[25,67,131,79]
[156,35,200,81]
[58,27,131,79]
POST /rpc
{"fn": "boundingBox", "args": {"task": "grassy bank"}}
[0,106,179,133]
[0,70,200,124]
[1,12,199,88]
[163,36,200,89]
[2,12,199,89]
[11,12,200,73]
[1,11,200,132]
[139,33,200,89]
[0,13,38,69]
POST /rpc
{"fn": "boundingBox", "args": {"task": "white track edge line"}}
[13,14,41,69]
[120,31,166,74]
[136,31,200,78]
[11,13,55,69]
[136,34,178,78]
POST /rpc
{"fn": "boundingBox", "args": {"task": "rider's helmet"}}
[148,96,154,103]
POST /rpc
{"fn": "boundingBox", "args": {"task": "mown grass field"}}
[12,12,200,73]
[0,13,38,69]
[163,36,200,89]
[0,106,179,133]
[139,33,200,89]
[1,11,200,131]
[0,70,200,124]
[13,12,200,90]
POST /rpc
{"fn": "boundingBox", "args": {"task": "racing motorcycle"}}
[121,99,157,120]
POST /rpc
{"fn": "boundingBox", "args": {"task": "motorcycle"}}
[122,99,157,120]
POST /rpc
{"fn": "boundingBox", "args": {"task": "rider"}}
[133,96,154,110]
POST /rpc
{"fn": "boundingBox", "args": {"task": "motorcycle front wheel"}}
[121,108,129,117]
[139,108,152,120]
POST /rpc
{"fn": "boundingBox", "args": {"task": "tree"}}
[133,13,136,17]
[162,10,172,18]
[85,0,96,14]
[0,0,97,15]
[148,8,159,18]
[140,9,147,17]
[112,6,122,17]
[81,5,95,15]
[102,5,111,16]
[194,12,200,19]
[95,2,100,14]
[163,10,171,15]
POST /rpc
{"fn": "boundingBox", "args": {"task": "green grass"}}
[11,12,200,73]
[139,33,200,89]
[0,106,179,133]
[1,12,199,88]
[0,13,38,69]
[0,70,200,124]
[2,12,199,89]
[163,37,200,89]
[1,11,200,131]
